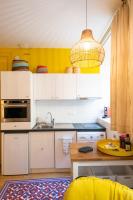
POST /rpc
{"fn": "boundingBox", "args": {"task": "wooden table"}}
[70,143,133,179]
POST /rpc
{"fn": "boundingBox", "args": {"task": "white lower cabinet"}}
[2,131,75,175]
[55,131,76,168]
[2,133,29,175]
[29,132,54,169]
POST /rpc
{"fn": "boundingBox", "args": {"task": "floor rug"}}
[0,177,71,200]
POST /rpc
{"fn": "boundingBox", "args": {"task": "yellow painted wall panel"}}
[0,48,99,73]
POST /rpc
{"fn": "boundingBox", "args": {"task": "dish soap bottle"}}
[125,134,131,151]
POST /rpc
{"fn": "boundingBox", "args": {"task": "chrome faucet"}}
[47,112,55,127]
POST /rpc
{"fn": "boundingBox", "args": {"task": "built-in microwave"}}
[1,100,30,122]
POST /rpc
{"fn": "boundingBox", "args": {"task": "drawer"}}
[1,122,31,130]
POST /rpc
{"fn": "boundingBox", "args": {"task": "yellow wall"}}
[0,48,99,73]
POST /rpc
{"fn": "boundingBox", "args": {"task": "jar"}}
[66,67,73,73]
[36,66,48,73]
[73,67,80,73]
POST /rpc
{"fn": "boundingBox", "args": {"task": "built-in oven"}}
[1,100,30,122]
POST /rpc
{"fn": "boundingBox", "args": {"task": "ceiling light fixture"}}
[70,0,105,68]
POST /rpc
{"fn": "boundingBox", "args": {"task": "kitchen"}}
[0,0,133,199]
[0,71,107,172]
[0,39,111,175]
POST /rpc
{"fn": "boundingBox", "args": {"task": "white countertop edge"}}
[97,117,111,129]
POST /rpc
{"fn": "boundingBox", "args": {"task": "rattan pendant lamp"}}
[70,0,105,68]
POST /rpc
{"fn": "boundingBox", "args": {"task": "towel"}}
[62,136,73,155]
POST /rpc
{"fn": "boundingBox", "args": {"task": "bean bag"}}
[64,177,133,200]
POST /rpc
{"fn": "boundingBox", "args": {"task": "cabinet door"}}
[2,133,29,175]
[1,71,32,99]
[55,131,76,168]
[34,74,77,100]
[62,74,77,99]
[29,132,54,168]
[54,74,77,99]
[55,75,64,99]
[33,74,55,100]
[77,74,102,98]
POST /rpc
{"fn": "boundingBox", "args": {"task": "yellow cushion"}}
[64,177,133,200]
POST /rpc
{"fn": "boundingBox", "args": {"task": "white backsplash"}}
[35,99,104,123]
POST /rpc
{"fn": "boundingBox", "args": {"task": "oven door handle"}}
[3,104,28,108]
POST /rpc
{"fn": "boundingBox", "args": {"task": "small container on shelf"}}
[73,66,80,73]
[12,58,29,71]
[36,66,48,73]
[65,67,73,73]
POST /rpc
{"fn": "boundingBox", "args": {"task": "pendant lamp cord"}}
[86,0,87,29]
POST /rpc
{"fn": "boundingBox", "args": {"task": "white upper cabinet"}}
[33,74,77,100]
[1,72,102,100]
[62,74,77,99]
[33,74,55,100]
[54,74,64,99]
[76,74,102,99]
[1,71,32,99]
[54,74,77,100]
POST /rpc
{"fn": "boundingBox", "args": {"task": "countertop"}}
[32,123,76,132]
[97,117,110,129]
[73,123,105,131]
[70,143,133,161]
[2,123,106,133]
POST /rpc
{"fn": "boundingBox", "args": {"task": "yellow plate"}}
[97,139,133,156]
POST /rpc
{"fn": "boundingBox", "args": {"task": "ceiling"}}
[0,0,121,48]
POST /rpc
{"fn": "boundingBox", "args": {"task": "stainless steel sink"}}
[33,122,74,130]
[33,123,54,129]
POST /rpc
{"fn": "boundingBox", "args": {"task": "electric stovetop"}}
[73,123,105,131]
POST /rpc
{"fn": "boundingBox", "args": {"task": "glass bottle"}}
[120,134,126,149]
[125,134,131,151]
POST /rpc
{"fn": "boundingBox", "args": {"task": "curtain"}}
[127,0,133,135]
[111,1,133,134]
